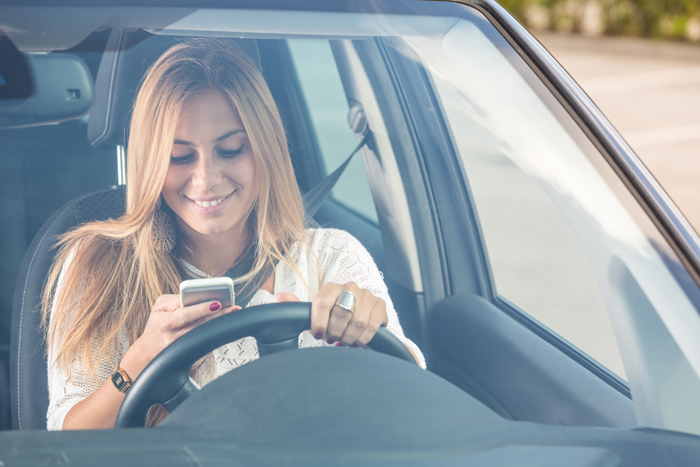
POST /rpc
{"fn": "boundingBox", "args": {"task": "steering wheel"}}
[114,301,417,428]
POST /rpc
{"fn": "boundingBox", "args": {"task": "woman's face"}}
[163,89,258,242]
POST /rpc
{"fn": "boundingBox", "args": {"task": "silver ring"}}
[335,290,356,314]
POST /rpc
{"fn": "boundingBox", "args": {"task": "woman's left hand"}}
[277,282,388,347]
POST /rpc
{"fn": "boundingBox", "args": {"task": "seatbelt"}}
[227,130,373,308]
[302,130,372,227]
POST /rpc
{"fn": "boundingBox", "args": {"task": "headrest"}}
[87,29,262,149]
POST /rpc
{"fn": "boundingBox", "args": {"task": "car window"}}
[4,0,700,445]
[286,39,378,224]
[403,12,700,430]
[431,72,625,378]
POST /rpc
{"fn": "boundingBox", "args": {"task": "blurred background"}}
[501,0,700,230]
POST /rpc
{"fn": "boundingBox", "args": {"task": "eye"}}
[170,154,195,165]
[218,145,245,159]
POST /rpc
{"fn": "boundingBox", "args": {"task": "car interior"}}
[1,18,637,436]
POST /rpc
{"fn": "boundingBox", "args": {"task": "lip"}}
[186,192,234,214]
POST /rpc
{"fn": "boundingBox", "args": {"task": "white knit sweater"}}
[46,228,425,430]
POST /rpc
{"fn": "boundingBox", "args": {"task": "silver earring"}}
[152,209,176,253]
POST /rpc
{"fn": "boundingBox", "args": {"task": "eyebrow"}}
[174,129,245,146]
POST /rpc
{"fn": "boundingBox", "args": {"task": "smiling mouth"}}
[193,195,228,208]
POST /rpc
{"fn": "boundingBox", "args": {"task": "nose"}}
[191,152,220,191]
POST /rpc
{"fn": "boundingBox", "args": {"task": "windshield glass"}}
[2,0,700,438]
[399,8,700,433]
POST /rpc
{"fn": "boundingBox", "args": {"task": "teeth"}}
[194,197,225,208]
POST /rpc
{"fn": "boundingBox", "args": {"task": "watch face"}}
[112,369,130,393]
[113,372,125,387]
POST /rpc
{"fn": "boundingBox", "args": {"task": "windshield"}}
[2,0,700,439]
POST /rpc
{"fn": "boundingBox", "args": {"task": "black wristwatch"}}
[111,366,132,394]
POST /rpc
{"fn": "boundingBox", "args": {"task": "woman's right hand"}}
[129,294,238,368]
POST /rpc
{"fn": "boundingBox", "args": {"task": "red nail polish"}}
[334,342,341,347]
[314,332,323,340]
[209,302,221,312]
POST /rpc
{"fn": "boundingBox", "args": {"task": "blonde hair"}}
[41,39,306,421]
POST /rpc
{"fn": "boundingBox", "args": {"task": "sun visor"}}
[87,29,262,149]
[0,53,92,129]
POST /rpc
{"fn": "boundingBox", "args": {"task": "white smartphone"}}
[179,277,235,309]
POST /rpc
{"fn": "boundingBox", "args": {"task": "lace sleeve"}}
[312,229,426,369]
[46,332,129,430]
[46,251,129,430]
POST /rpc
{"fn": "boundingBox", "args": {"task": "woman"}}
[43,38,424,431]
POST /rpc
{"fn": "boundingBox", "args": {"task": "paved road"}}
[537,32,700,230]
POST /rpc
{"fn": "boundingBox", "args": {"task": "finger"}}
[152,294,181,312]
[337,297,371,346]
[325,301,354,343]
[168,300,224,331]
[219,305,242,316]
[353,297,387,347]
[310,283,342,341]
[354,315,384,348]
[276,292,300,302]
[173,304,242,338]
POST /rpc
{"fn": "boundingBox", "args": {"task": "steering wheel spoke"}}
[257,336,299,356]
[162,377,200,413]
